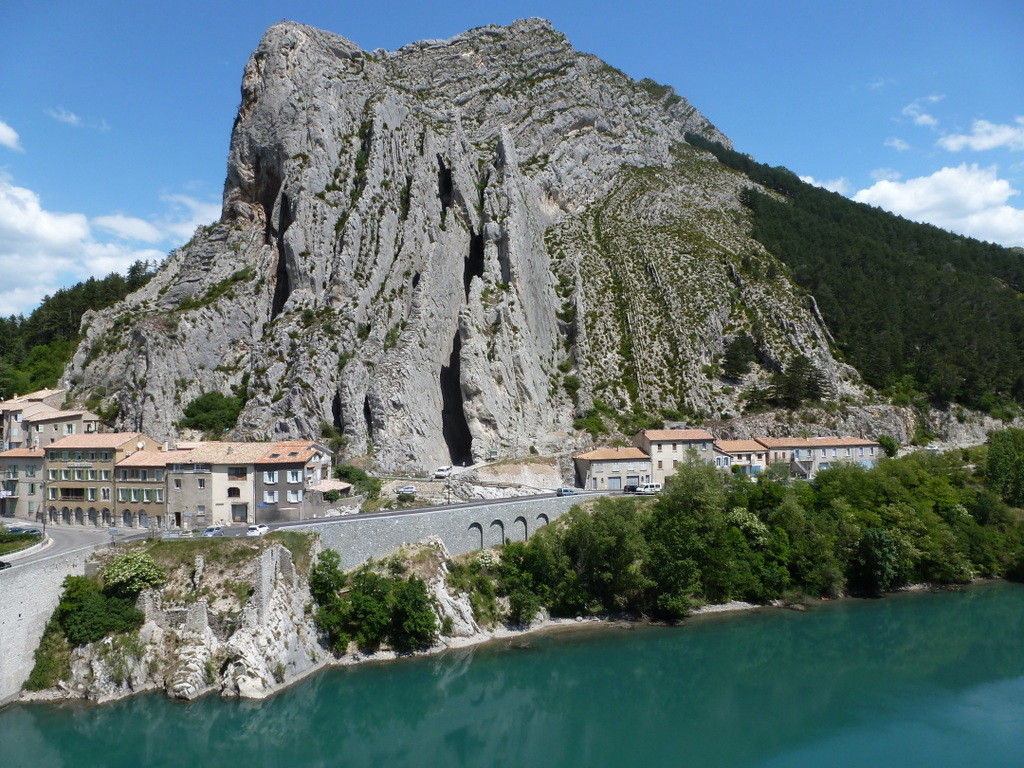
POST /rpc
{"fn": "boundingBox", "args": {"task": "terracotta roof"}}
[258,446,317,465]
[24,409,99,423]
[0,388,65,407]
[0,448,45,458]
[115,450,182,467]
[716,440,767,453]
[175,441,280,465]
[10,402,60,420]
[311,479,353,493]
[640,429,715,442]
[574,447,650,461]
[756,436,880,449]
[47,432,147,449]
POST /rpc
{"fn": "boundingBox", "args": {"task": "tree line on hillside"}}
[0,261,155,400]
[685,132,1024,416]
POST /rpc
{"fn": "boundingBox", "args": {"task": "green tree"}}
[178,392,244,433]
[722,333,758,379]
[102,551,166,597]
[986,428,1024,507]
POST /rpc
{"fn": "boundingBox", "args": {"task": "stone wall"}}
[293,494,585,570]
[0,547,100,706]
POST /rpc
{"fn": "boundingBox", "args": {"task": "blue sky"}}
[1,0,1021,316]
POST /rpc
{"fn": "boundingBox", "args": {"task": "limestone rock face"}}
[65,18,860,471]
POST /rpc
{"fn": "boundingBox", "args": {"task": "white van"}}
[635,483,662,495]
[433,466,453,479]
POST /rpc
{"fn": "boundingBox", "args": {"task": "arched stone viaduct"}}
[293,494,589,570]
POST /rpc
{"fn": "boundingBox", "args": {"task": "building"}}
[0,389,66,450]
[573,446,652,490]
[633,429,716,485]
[715,440,769,476]
[44,432,160,526]
[0,448,45,520]
[23,408,101,449]
[253,441,331,523]
[115,449,181,530]
[756,436,882,479]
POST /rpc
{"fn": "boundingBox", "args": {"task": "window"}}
[61,451,69,461]
[858,447,865,456]
[130,488,140,502]
[264,490,279,503]
[140,469,148,481]
[227,466,247,480]
[100,452,109,462]
[657,444,663,452]
[845,448,851,456]
[101,470,111,481]
[870,447,875,455]
[87,488,96,501]
[48,487,57,500]
[154,469,164,482]
[28,483,36,495]
[673,460,679,468]
[48,451,57,462]
[5,466,16,479]
[88,469,96,480]
[64,424,76,435]
[227,487,240,498]
[197,505,206,518]
[287,490,303,503]
[672,443,677,451]
[143,489,153,503]
[88,452,96,461]
[701,442,708,451]
[25,464,35,477]
[287,470,301,484]
[101,487,110,501]
[821,449,826,457]
[155,489,163,503]
[75,452,83,461]
[74,469,85,480]
[263,471,279,484]
[657,461,663,469]
[174,478,182,489]
[48,469,57,480]
[118,488,128,502]
[61,469,70,480]
[197,478,205,489]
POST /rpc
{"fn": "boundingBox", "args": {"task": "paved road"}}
[4,490,617,552]
[1,523,111,569]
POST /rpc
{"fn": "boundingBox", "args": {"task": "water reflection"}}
[4,582,1024,768]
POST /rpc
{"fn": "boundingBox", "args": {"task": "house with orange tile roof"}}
[44,432,160,526]
[254,440,331,523]
[755,435,881,479]
[633,428,716,484]
[0,447,45,519]
[573,446,652,491]
[715,439,770,476]
[23,407,101,449]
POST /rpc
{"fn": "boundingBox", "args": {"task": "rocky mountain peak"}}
[64,19,858,471]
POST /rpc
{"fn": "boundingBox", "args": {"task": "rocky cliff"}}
[64,18,862,471]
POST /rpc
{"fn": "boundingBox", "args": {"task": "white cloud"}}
[0,172,218,316]
[799,175,852,195]
[870,168,902,182]
[868,78,896,90]
[46,107,81,126]
[885,137,911,151]
[938,117,1024,152]
[0,119,23,151]
[853,163,1024,246]
[901,95,944,128]
[93,214,163,242]
[158,194,221,240]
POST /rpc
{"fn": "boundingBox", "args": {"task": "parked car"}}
[201,526,224,537]
[0,560,11,570]
[555,487,579,496]
[396,485,417,496]
[246,524,270,537]
[623,484,639,494]
[635,483,663,495]
[433,466,453,479]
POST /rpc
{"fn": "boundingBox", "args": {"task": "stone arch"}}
[101,508,111,526]
[468,522,483,550]
[87,507,98,526]
[48,506,58,523]
[60,507,71,524]
[488,519,505,547]
[122,509,134,527]
[511,516,528,542]
[138,509,149,529]
[74,507,84,525]
[536,512,550,528]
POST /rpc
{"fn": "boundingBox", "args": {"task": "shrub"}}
[54,576,144,646]
[102,551,166,597]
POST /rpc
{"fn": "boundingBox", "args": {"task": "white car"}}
[246,524,270,537]
[396,485,417,495]
[433,466,452,479]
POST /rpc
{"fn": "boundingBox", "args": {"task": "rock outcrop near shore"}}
[64,18,862,471]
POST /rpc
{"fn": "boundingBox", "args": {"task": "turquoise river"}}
[3,581,1024,767]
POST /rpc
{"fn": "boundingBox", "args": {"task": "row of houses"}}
[0,431,342,530]
[573,429,882,490]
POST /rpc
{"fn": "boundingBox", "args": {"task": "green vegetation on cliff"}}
[685,132,1024,414]
[0,261,155,400]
